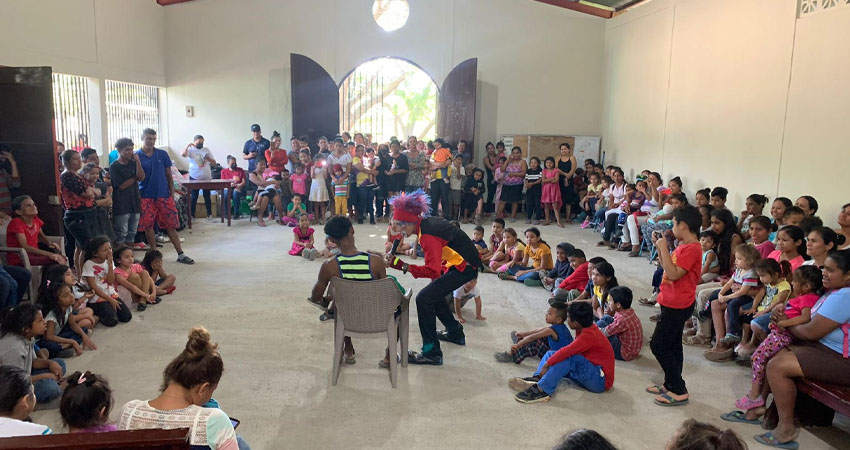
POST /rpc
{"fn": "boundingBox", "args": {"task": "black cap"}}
[346,141,355,147]
[250,124,261,132]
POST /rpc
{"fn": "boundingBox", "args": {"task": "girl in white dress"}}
[309,155,329,224]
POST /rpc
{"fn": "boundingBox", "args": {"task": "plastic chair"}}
[0,235,66,302]
[329,277,411,388]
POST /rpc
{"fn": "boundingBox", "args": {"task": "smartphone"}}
[229,417,240,429]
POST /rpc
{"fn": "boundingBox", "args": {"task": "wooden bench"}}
[795,378,850,425]
[0,427,190,450]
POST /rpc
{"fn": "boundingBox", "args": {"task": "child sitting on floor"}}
[384,224,418,259]
[596,286,643,361]
[494,301,572,364]
[82,236,131,327]
[452,274,485,324]
[509,301,615,403]
[498,227,553,286]
[290,214,319,260]
[699,230,720,284]
[587,262,619,319]
[282,195,308,227]
[141,250,176,297]
[112,246,158,312]
[551,251,594,303]
[471,225,489,259]
[735,265,821,411]
[0,303,68,405]
[481,219,505,266]
[489,228,525,273]
[37,281,96,358]
[541,242,574,292]
[41,265,96,330]
[61,371,116,433]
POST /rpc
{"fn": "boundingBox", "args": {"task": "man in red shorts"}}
[137,128,194,264]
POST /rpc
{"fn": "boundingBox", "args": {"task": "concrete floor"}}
[31,219,848,449]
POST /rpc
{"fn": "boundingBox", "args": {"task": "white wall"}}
[162,0,606,169]
[602,0,850,225]
[0,0,165,85]
[0,0,167,152]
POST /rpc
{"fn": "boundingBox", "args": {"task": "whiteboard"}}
[573,136,601,167]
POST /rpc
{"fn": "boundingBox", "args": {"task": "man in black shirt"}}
[110,138,144,248]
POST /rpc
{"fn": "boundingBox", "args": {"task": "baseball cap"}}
[250,124,261,132]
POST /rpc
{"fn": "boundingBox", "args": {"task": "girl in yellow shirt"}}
[499,227,553,286]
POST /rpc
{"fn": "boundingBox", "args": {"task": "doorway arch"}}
[338,57,439,143]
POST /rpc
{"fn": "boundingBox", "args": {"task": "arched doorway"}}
[339,57,438,144]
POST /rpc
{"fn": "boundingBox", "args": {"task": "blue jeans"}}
[222,188,244,217]
[32,358,66,404]
[726,296,753,337]
[113,213,140,245]
[593,207,607,225]
[535,350,606,395]
[38,324,87,358]
[0,265,31,308]
[507,265,538,282]
[595,315,623,360]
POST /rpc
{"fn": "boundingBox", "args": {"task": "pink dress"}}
[289,226,314,256]
[540,168,562,208]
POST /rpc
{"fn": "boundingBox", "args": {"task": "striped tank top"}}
[336,252,372,281]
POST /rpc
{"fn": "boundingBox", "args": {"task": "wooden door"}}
[290,54,340,146]
[0,66,63,234]
[437,58,477,160]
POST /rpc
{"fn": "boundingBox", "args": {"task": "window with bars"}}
[51,73,92,150]
[105,80,161,147]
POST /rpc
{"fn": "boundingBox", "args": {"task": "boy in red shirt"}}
[509,301,614,403]
[648,205,703,407]
[597,286,643,361]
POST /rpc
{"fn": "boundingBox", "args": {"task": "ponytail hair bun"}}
[185,326,217,360]
[161,327,223,392]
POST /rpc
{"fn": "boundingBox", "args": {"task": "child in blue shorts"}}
[494,302,572,363]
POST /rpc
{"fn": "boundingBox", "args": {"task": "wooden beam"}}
[157,0,194,6]
[533,0,614,18]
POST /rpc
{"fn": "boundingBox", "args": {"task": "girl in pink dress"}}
[289,214,318,259]
[540,157,563,227]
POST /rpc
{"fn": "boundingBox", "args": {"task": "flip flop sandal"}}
[345,354,356,364]
[753,432,799,449]
[721,410,761,425]
[498,273,511,280]
[683,335,711,346]
[378,355,401,369]
[654,392,689,407]
[645,384,668,395]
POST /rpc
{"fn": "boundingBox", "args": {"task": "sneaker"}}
[494,351,513,363]
[508,376,541,392]
[580,220,591,229]
[206,216,217,223]
[407,351,443,365]
[155,235,169,244]
[176,254,195,265]
[523,278,543,287]
[515,384,551,404]
[436,330,465,346]
[132,242,150,251]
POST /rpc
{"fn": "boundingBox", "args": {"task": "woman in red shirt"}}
[265,132,289,174]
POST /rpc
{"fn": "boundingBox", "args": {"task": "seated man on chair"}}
[308,215,402,368]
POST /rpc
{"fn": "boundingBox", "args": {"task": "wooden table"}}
[181,179,236,228]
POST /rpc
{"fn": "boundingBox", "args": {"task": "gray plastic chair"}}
[329,277,411,388]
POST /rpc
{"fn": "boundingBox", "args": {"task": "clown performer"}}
[385,190,483,365]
